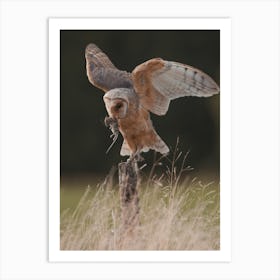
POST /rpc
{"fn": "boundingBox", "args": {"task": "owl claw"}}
[135,153,144,162]
[128,151,144,163]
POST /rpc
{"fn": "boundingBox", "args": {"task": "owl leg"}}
[135,152,144,162]
[128,149,144,163]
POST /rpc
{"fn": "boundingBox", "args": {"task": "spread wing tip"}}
[203,78,220,96]
[85,43,99,52]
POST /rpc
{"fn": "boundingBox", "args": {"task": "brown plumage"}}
[85,43,220,157]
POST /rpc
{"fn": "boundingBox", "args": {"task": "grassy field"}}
[60,149,220,251]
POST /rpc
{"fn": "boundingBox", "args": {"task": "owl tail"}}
[120,135,169,156]
[151,133,169,155]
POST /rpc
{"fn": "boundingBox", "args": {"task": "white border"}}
[1,1,279,279]
[49,18,231,262]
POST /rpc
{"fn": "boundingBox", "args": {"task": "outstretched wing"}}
[85,43,133,92]
[132,58,220,116]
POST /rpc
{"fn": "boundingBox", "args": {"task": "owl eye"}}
[115,103,123,110]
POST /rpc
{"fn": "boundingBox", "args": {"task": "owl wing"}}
[132,58,220,116]
[85,43,133,92]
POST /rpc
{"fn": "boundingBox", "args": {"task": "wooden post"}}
[104,116,140,245]
[118,159,140,232]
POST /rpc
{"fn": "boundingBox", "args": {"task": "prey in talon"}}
[104,116,119,154]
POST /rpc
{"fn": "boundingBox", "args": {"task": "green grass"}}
[60,147,220,250]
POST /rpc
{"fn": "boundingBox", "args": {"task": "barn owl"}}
[85,43,219,158]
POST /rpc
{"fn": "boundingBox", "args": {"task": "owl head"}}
[103,88,137,119]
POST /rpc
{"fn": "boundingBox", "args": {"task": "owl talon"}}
[128,151,144,163]
[135,154,144,162]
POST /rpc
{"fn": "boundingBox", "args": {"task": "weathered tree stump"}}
[118,159,140,233]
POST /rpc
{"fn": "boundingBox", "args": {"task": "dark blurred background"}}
[60,30,220,186]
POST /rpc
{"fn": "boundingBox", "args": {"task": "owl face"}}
[104,97,128,119]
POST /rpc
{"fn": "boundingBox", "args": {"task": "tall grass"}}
[60,144,220,250]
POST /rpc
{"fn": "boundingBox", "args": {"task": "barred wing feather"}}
[132,58,219,116]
